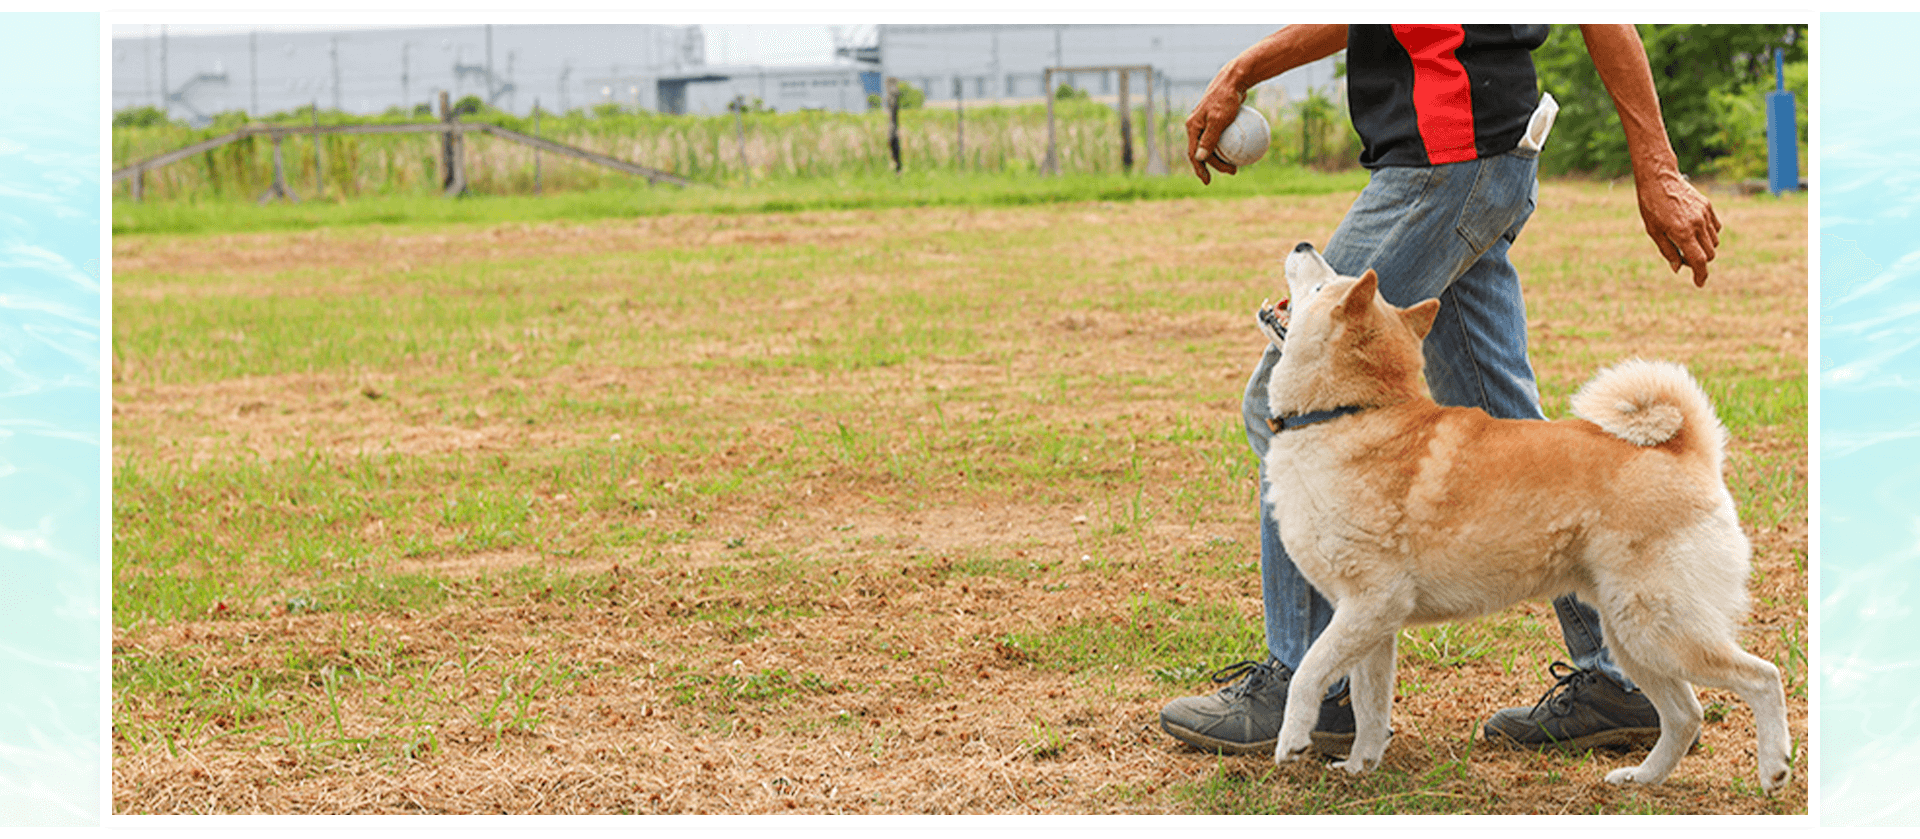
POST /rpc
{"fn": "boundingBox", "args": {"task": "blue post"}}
[1767,48,1799,194]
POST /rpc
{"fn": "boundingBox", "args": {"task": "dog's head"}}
[1281,241,1346,313]
[1268,243,1442,416]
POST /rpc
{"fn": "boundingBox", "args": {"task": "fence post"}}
[732,95,751,185]
[1118,69,1133,173]
[1041,68,1058,175]
[441,90,467,197]
[132,167,144,202]
[1144,66,1166,176]
[953,76,965,170]
[256,130,299,204]
[311,100,325,199]
[886,77,902,174]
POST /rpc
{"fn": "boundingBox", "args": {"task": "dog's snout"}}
[1293,242,1317,254]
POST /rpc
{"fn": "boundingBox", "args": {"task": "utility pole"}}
[159,25,169,118]
[402,41,411,111]
[485,24,495,106]
[330,37,343,113]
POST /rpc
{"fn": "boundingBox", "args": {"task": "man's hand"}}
[1580,24,1723,286]
[1636,168,1721,287]
[1186,82,1246,185]
[1185,24,1347,186]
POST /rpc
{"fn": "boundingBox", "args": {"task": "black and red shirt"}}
[1346,24,1549,168]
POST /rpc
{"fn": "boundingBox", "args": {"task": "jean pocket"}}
[1454,152,1539,253]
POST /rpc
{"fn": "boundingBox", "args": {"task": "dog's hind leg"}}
[1732,653,1792,793]
[1676,642,1793,793]
[1601,667,1701,788]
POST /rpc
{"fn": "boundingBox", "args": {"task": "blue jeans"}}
[1243,149,1634,692]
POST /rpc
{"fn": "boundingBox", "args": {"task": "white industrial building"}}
[875,24,1340,112]
[111,24,721,122]
[110,23,1339,125]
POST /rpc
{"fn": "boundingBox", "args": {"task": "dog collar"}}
[1267,405,1366,433]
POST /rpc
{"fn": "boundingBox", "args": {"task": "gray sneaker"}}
[1482,661,1663,750]
[1158,657,1356,756]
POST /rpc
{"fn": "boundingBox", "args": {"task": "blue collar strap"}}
[1269,405,1367,432]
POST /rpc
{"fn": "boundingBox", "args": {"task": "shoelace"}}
[1208,658,1280,698]
[1529,661,1593,716]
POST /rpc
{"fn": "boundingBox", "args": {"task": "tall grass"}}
[113,99,1361,203]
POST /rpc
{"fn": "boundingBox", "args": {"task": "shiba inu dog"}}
[1255,242,1790,793]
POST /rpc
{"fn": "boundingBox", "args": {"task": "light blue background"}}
[0,12,101,827]
[1821,12,1920,828]
[3,10,1920,827]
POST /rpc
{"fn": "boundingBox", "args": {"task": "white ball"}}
[1214,105,1271,167]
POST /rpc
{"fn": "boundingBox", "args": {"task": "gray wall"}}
[877,24,1342,112]
[111,24,707,122]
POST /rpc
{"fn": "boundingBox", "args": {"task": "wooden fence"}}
[112,92,694,202]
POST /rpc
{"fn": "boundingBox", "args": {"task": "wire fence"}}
[111,97,1361,202]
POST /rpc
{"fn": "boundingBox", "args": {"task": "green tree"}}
[1533,23,1807,178]
[869,80,925,110]
[1703,57,1807,182]
[897,81,926,109]
[452,94,489,117]
[113,105,175,129]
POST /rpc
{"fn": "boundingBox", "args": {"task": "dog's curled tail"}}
[1571,359,1728,466]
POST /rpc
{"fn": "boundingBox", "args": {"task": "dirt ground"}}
[110,185,1808,815]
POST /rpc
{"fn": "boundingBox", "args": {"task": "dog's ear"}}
[1340,270,1380,321]
[1401,298,1440,340]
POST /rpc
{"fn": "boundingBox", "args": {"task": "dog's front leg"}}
[1272,676,1320,764]
[1333,633,1397,774]
[1274,640,1344,764]
[1274,609,1372,767]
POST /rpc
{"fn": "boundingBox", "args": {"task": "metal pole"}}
[1041,68,1058,175]
[732,95,751,185]
[312,100,324,198]
[953,76,965,169]
[1144,66,1165,175]
[886,77,901,174]
[159,25,169,119]
[1119,69,1133,173]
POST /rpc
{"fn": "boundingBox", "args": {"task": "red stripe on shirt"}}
[1392,24,1477,164]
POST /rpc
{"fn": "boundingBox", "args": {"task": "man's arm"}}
[1579,23,1723,286]
[1187,24,1348,184]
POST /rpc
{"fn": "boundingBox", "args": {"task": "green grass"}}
[113,166,1369,237]
[997,593,1264,677]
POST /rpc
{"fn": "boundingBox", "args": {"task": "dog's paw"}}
[1256,299,1289,350]
[1274,734,1313,764]
[1331,755,1378,775]
[1605,766,1651,786]
[1761,766,1792,795]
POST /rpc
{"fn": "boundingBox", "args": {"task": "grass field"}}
[110,176,1807,814]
